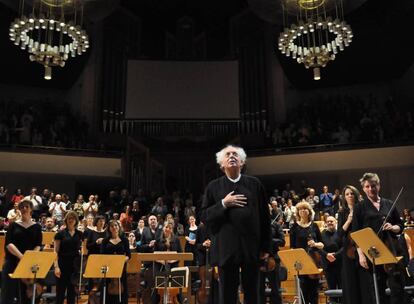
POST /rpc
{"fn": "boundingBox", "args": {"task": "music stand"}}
[351,227,399,304]
[127,252,141,274]
[9,250,56,304]
[41,231,56,247]
[279,248,322,304]
[137,252,193,304]
[83,254,126,304]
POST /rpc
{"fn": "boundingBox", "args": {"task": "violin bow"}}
[377,186,404,235]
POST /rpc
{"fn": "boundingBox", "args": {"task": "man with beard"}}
[321,216,342,304]
[136,214,162,303]
[202,145,271,304]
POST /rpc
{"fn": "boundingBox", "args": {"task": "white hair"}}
[215,145,247,166]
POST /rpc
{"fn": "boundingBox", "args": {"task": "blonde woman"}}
[290,200,323,304]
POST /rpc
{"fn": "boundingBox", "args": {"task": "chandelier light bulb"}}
[44,66,52,80]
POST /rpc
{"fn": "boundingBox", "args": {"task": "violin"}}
[197,248,213,304]
[306,234,324,279]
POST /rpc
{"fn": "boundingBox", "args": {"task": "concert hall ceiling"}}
[0,0,412,89]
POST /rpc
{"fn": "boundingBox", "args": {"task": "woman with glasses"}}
[1,199,42,304]
[128,232,137,251]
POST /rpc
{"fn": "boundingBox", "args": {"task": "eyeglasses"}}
[18,205,30,210]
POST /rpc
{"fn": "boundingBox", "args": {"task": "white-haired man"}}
[202,145,271,304]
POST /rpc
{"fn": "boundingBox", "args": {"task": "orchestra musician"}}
[86,215,107,298]
[337,185,362,304]
[1,199,42,304]
[152,220,182,304]
[136,214,162,303]
[289,200,324,304]
[201,145,271,304]
[100,220,131,304]
[195,220,219,304]
[352,172,406,304]
[54,211,83,304]
[321,216,342,303]
[259,203,285,304]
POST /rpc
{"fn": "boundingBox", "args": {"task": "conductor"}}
[202,145,271,304]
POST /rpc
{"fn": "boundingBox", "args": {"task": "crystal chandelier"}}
[278,0,353,80]
[9,0,89,80]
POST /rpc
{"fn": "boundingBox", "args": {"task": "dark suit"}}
[202,174,271,304]
[136,226,162,303]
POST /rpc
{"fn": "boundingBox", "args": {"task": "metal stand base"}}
[294,261,303,304]
[368,247,381,304]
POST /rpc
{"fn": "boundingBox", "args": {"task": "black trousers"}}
[358,262,406,304]
[56,257,77,304]
[218,260,259,304]
[341,255,361,304]
[299,275,319,304]
[325,262,341,302]
[258,264,282,304]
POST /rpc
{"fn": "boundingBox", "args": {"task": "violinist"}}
[290,201,324,304]
[100,220,131,304]
[352,173,406,304]
[54,211,83,304]
[337,185,361,304]
[1,199,42,304]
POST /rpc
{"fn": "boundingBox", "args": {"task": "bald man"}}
[321,216,342,301]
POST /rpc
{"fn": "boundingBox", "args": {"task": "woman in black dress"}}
[289,201,324,304]
[184,215,198,266]
[337,185,361,304]
[54,211,83,304]
[86,215,106,297]
[152,220,183,304]
[1,199,42,304]
[101,220,131,304]
[86,215,107,254]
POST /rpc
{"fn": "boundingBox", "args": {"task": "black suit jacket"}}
[202,174,271,266]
